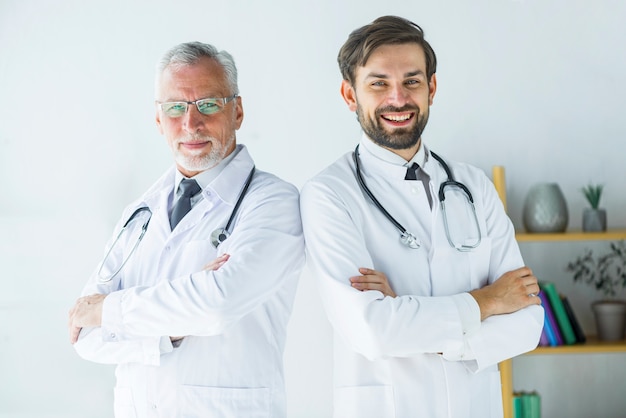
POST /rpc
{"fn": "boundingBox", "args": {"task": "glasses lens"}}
[161,102,187,118]
[196,98,222,115]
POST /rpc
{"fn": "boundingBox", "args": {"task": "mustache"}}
[375,105,419,116]
[177,133,214,144]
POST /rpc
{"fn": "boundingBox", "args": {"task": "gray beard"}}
[173,134,235,172]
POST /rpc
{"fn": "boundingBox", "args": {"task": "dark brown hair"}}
[337,15,437,85]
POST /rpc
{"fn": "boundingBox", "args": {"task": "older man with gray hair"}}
[68,42,304,418]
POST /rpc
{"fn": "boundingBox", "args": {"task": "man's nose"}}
[182,104,205,132]
[386,83,410,106]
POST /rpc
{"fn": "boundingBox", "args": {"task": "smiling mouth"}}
[381,113,414,122]
[380,112,416,126]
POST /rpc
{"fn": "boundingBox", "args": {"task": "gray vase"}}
[592,300,626,341]
[583,208,607,232]
[523,183,569,233]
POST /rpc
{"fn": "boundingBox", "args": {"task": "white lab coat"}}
[300,136,543,418]
[74,145,305,418]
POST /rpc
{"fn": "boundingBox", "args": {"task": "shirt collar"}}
[174,145,241,192]
[359,132,432,173]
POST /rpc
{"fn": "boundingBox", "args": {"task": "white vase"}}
[523,183,569,233]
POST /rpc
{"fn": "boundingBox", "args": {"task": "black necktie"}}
[405,162,433,209]
[405,162,420,180]
[170,179,201,230]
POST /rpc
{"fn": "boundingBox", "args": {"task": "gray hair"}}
[156,41,239,95]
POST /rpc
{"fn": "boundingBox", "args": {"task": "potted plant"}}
[566,241,626,341]
[581,183,606,232]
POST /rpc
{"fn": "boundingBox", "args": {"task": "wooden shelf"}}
[492,166,626,418]
[516,229,626,242]
[528,337,626,355]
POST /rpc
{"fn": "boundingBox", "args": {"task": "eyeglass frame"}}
[156,94,239,117]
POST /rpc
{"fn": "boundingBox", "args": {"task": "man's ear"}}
[340,80,358,112]
[155,105,164,135]
[428,73,437,106]
[234,95,244,130]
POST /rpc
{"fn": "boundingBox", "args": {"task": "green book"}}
[540,282,577,345]
[512,393,523,418]
[526,391,541,418]
[517,391,542,418]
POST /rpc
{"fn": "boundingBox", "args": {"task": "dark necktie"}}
[170,179,201,230]
[405,162,420,180]
[405,162,433,209]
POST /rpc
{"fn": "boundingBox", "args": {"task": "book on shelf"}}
[512,391,541,418]
[561,295,586,343]
[537,290,562,346]
[539,282,577,345]
[513,393,523,418]
[538,325,550,347]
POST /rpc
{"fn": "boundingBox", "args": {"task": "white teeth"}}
[384,114,411,121]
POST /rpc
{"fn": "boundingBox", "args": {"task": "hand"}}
[203,253,230,271]
[350,268,397,297]
[469,266,541,320]
[68,293,107,344]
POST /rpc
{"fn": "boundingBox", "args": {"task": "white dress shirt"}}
[300,134,543,418]
[74,145,305,418]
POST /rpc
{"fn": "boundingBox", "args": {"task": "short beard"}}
[356,103,429,150]
[173,133,235,173]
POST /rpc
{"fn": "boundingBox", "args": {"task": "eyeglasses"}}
[157,94,238,118]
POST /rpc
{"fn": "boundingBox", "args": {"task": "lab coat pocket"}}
[334,385,395,418]
[113,386,137,418]
[180,385,270,418]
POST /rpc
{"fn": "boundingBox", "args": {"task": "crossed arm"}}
[350,265,541,320]
[68,254,231,344]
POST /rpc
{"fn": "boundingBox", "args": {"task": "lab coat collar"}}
[133,144,254,211]
[205,144,255,206]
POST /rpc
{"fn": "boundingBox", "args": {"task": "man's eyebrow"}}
[364,69,425,79]
[405,70,425,78]
[364,72,389,79]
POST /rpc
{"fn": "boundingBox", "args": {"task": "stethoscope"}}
[97,166,255,283]
[353,144,481,251]
[210,166,255,248]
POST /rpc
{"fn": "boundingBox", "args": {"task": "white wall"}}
[1,1,625,417]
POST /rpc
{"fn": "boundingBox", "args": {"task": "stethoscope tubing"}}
[353,148,408,235]
[353,144,481,251]
[97,166,255,283]
[224,166,255,233]
[97,206,151,283]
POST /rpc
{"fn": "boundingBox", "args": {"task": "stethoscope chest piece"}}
[211,228,230,248]
[400,231,421,249]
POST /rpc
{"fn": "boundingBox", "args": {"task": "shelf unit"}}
[516,230,626,242]
[492,166,626,418]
